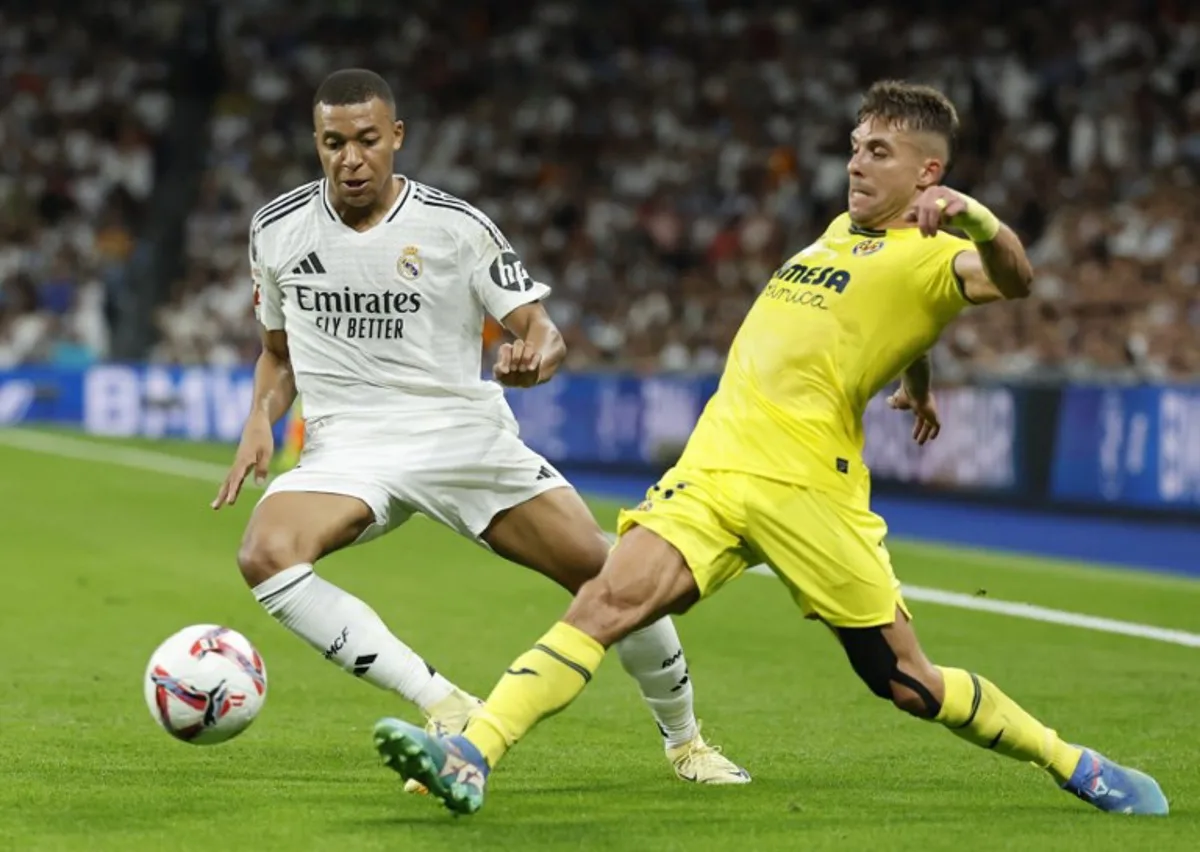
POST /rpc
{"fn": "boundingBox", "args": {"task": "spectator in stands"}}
[4,1,1198,382]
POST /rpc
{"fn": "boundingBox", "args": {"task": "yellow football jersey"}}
[677,213,976,507]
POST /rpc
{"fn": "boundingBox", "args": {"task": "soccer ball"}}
[144,624,268,744]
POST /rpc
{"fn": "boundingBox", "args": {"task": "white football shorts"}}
[259,413,570,547]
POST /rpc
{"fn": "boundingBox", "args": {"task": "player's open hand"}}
[887,386,941,445]
[212,414,275,509]
[905,186,968,238]
[493,339,543,388]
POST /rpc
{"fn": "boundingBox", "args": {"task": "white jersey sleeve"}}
[461,212,551,323]
[249,221,284,331]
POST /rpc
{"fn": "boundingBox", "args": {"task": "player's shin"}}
[464,621,606,768]
[253,563,456,713]
[934,667,1083,783]
[614,617,698,748]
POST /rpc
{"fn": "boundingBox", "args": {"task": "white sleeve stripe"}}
[251,180,321,227]
[414,192,508,250]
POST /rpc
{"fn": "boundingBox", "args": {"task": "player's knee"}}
[839,627,941,717]
[237,525,308,587]
[888,669,941,719]
[840,626,896,699]
[564,573,645,647]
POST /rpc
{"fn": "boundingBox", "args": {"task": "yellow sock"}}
[935,667,1082,784]
[464,622,606,768]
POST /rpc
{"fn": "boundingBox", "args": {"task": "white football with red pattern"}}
[144,624,268,744]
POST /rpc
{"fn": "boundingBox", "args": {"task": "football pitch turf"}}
[1,431,1198,851]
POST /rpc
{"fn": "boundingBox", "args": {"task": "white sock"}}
[253,563,455,714]
[614,616,699,749]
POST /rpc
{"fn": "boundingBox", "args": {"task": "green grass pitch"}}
[0,433,1197,851]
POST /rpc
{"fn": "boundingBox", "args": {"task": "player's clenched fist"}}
[493,339,543,388]
[212,412,275,509]
[906,186,968,237]
[906,186,1001,242]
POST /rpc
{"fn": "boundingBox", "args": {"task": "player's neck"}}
[853,199,920,234]
[328,175,402,232]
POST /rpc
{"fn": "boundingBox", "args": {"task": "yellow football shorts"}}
[617,467,909,629]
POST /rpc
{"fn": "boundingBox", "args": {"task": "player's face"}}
[314,97,404,209]
[847,118,943,228]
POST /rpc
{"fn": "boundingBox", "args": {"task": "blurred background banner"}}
[7,362,1200,518]
[0,364,272,443]
[1051,384,1200,511]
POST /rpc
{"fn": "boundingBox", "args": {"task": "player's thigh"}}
[481,483,610,594]
[616,468,754,601]
[238,460,399,585]
[403,427,571,547]
[745,482,908,629]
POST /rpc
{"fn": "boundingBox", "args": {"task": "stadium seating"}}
[2,1,1198,379]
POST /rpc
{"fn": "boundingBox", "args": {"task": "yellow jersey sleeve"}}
[917,233,977,323]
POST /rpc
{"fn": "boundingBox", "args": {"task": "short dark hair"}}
[313,68,395,112]
[857,80,959,164]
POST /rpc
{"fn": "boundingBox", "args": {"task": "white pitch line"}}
[0,428,253,488]
[743,565,1200,647]
[4,427,1200,649]
[900,585,1200,647]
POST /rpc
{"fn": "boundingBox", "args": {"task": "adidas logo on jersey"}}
[291,252,326,275]
[536,465,558,481]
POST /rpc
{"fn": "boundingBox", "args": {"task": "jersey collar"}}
[321,175,412,230]
[847,221,925,240]
[847,222,887,238]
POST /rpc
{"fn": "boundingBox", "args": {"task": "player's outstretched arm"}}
[212,329,296,509]
[493,302,566,388]
[908,186,1034,304]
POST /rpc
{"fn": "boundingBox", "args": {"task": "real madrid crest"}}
[397,245,423,280]
[852,238,885,257]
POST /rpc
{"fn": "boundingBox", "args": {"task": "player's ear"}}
[393,120,405,152]
[916,157,944,190]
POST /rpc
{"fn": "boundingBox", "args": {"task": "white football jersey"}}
[249,176,549,423]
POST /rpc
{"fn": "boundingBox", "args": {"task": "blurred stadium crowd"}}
[2,0,1198,381]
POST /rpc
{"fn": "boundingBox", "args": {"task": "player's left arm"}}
[888,352,940,445]
[462,215,560,388]
[495,301,566,388]
[910,186,1034,304]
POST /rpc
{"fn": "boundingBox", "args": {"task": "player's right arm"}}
[909,186,1034,303]
[249,328,297,425]
[213,226,294,509]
